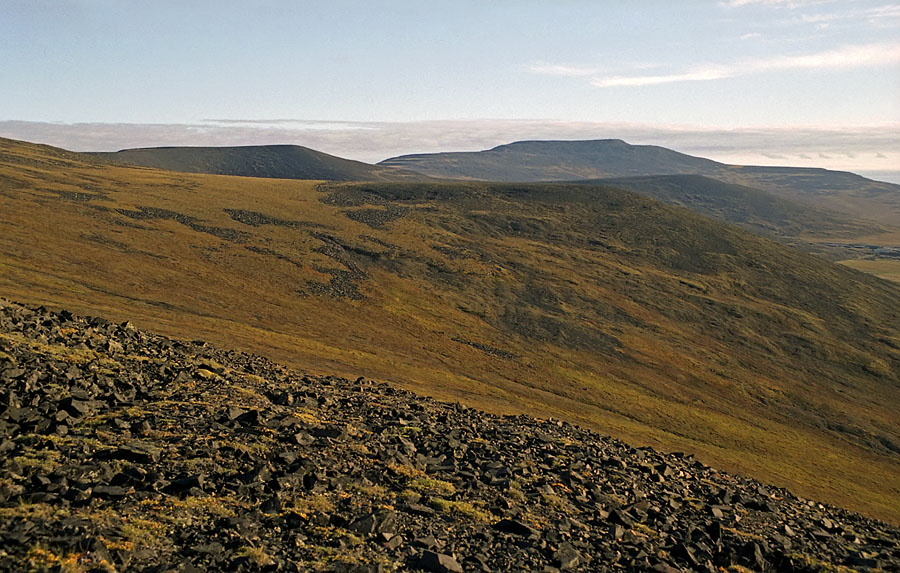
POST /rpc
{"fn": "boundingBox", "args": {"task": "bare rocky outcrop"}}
[0,300,897,571]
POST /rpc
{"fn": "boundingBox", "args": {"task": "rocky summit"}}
[0,300,897,572]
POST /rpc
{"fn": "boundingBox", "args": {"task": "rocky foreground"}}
[0,300,897,572]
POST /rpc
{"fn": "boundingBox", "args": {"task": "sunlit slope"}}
[94,143,430,182]
[2,136,900,522]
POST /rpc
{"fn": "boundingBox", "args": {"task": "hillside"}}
[580,174,884,246]
[2,300,898,571]
[1,136,900,524]
[94,144,430,182]
[379,139,900,227]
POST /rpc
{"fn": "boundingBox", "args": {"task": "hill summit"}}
[94,144,430,182]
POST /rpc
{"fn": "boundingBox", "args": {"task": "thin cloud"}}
[526,61,661,78]
[800,4,900,28]
[801,12,841,23]
[868,4,900,19]
[721,0,793,6]
[593,66,731,87]
[526,63,603,77]
[589,41,900,87]
[740,32,763,40]
[720,0,836,8]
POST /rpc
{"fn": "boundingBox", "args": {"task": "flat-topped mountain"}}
[2,300,898,571]
[94,144,431,182]
[1,136,899,524]
[381,139,723,181]
[380,139,900,226]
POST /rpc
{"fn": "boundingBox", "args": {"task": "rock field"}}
[0,299,897,571]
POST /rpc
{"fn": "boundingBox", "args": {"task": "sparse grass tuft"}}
[430,498,491,522]
[410,477,456,496]
[25,546,89,573]
[237,545,275,567]
[288,494,335,515]
[784,553,857,572]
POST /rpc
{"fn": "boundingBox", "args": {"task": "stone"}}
[164,475,206,495]
[739,542,767,571]
[107,445,160,464]
[493,518,537,537]
[555,542,583,570]
[91,485,130,498]
[404,503,435,516]
[418,551,463,573]
[608,508,635,527]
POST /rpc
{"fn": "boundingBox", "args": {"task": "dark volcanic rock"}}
[0,298,898,572]
[417,551,463,573]
[493,518,537,537]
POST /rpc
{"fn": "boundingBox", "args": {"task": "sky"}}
[1,0,899,180]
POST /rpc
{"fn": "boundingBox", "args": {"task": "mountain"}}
[94,143,431,182]
[3,300,898,571]
[380,139,722,181]
[379,139,900,226]
[2,136,900,523]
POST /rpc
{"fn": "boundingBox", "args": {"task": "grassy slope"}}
[2,137,900,522]
[93,144,430,182]
[716,166,900,228]
[581,174,884,244]
[839,259,900,284]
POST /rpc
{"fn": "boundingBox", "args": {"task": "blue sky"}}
[1,0,899,178]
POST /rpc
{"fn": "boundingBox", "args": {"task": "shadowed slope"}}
[94,143,431,182]
[586,174,884,244]
[1,137,899,522]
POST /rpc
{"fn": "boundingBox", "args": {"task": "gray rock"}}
[418,551,463,573]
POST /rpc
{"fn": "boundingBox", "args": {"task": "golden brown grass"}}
[838,259,900,284]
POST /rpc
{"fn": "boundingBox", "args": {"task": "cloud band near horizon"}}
[1,119,898,183]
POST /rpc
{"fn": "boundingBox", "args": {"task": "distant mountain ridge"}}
[90,138,900,230]
[94,144,431,182]
[380,139,900,226]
